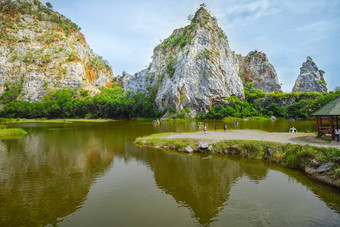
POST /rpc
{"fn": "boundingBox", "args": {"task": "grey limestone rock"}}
[123,7,244,116]
[185,145,194,153]
[292,56,327,93]
[315,162,332,173]
[198,141,209,149]
[267,148,275,156]
[239,50,282,93]
[0,0,113,102]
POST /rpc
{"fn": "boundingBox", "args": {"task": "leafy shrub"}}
[167,59,176,77]
[0,81,23,104]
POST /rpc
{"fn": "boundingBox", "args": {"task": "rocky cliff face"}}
[0,0,113,102]
[239,50,282,93]
[123,7,244,116]
[292,56,327,93]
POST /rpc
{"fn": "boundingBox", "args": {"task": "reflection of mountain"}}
[133,148,268,225]
[0,127,114,226]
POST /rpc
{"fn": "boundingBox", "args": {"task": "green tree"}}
[46,2,53,10]
[0,82,23,104]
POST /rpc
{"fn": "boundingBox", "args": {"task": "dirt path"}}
[166,130,340,148]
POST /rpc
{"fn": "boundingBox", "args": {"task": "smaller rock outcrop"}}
[292,57,327,93]
[239,50,282,93]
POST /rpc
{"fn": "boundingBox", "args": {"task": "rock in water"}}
[0,0,113,102]
[239,50,282,93]
[292,56,327,93]
[123,7,244,117]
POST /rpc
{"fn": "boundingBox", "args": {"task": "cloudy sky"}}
[41,0,340,92]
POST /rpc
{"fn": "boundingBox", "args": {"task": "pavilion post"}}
[330,116,335,140]
[316,115,321,137]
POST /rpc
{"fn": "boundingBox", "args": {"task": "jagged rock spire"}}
[192,7,212,22]
[239,50,282,93]
[292,56,327,93]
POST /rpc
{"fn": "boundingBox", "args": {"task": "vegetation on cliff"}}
[0,0,113,102]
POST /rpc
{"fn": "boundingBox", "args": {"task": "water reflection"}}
[0,120,337,226]
[133,147,340,225]
[0,127,114,226]
[133,147,269,225]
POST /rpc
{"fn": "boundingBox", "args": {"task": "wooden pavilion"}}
[312,96,340,140]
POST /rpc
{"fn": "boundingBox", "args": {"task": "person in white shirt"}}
[335,128,340,142]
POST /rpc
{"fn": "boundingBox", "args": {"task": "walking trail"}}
[165,130,340,148]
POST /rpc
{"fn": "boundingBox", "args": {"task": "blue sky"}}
[41,0,340,92]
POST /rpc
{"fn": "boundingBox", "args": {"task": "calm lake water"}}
[0,119,339,226]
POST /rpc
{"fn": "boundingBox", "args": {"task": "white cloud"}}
[286,20,337,33]
[222,0,280,27]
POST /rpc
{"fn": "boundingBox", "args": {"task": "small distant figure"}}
[152,119,160,126]
[335,128,340,142]
[215,124,217,130]
[289,127,297,133]
[204,125,207,134]
[234,120,238,127]
[223,124,227,132]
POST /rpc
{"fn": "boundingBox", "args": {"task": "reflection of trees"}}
[133,148,268,225]
[0,127,114,226]
[264,162,340,213]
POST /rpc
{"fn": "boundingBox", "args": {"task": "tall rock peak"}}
[123,6,244,116]
[192,7,213,23]
[239,50,282,93]
[292,56,327,93]
[0,0,113,102]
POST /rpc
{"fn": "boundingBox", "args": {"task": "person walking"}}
[223,124,227,132]
[204,125,207,134]
[335,128,340,142]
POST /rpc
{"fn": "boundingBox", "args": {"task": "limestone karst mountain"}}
[123,7,245,116]
[238,50,282,93]
[292,56,327,93]
[0,0,113,102]
[123,7,285,116]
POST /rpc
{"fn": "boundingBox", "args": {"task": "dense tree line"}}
[197,83,340,119]
[0,84,162,119]
[0,82,339,120]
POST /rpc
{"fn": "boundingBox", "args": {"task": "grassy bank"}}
[135,134,340,188]
[0,118,115,124]
[0,128,27,139]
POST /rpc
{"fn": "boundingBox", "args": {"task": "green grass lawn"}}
[0,128,27,140]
